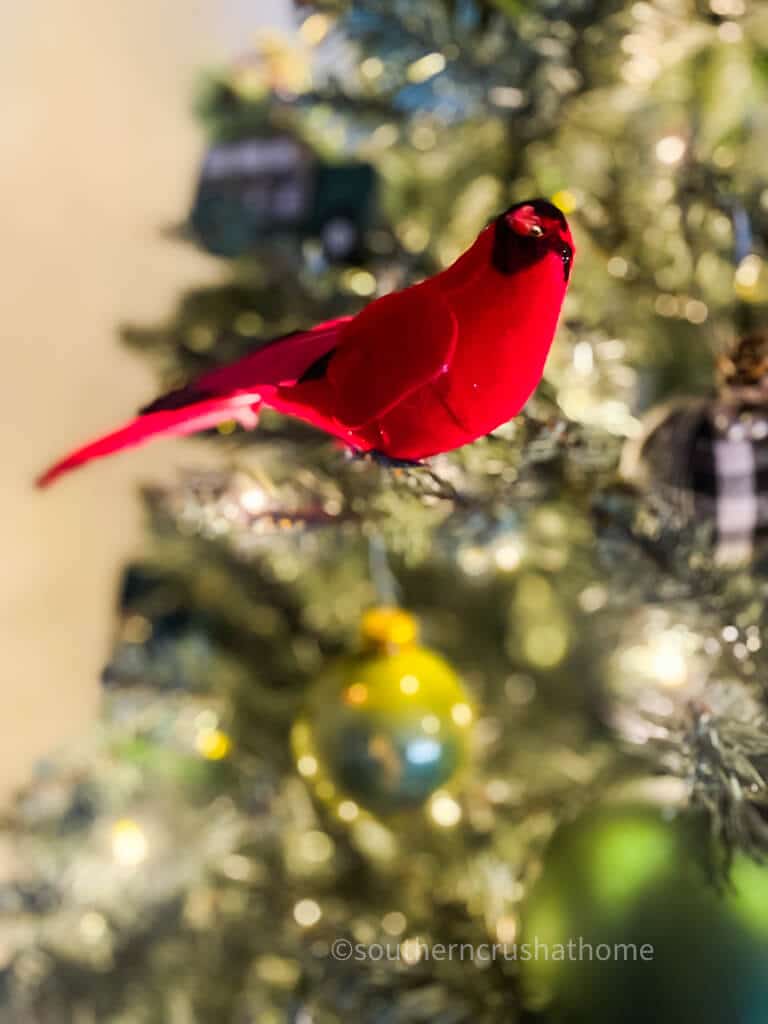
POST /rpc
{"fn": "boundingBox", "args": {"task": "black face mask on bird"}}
[492,199,573,281]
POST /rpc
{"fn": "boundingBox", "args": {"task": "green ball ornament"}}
[292,607,474,817]
[521,801,768,1023]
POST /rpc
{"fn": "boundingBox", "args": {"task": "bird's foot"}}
[366,450,427,469]
[358,450,467,505]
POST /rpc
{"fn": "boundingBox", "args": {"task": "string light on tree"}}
[612,611,703,693]
[428,791,462,828]
[293,898,322,927]
[655,135,686,165]
[551,189,578,215]
[606,609,718,747]
[734,255,766,301]
[195,727,232,761]
[111,819,149,868]
[299,13,332,46]
[406,52,446,83]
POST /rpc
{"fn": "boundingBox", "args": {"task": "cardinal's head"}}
[492,199,574,280]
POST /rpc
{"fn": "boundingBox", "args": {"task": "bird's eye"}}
[505,205,550,239]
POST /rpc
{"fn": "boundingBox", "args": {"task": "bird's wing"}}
[143,315,353,411]
[37,316,352,487]
[326,283,458,428]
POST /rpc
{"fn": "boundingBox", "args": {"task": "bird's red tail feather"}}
[36,393,264,488]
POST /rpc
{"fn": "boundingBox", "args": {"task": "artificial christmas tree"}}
[8,1,768,1021]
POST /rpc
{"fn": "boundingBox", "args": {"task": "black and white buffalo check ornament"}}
[621,332,768,567]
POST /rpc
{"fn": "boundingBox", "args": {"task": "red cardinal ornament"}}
[38,200,574,486]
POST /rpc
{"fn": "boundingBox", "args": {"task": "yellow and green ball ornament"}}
[292,607,474,818]
[521,798,768,1023]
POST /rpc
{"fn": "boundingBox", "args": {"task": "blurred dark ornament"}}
[0,882,60,916]
[102,566,212,692]
[521,801,768,1023]
[189,131,384,264]
[292,607,473,816]
[444,0,501,30]
[58,782,98,833]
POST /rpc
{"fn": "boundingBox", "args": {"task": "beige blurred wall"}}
[0,0,291,801]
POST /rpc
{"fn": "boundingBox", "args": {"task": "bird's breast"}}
[363,255,566,459]
[436,255,566,437]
